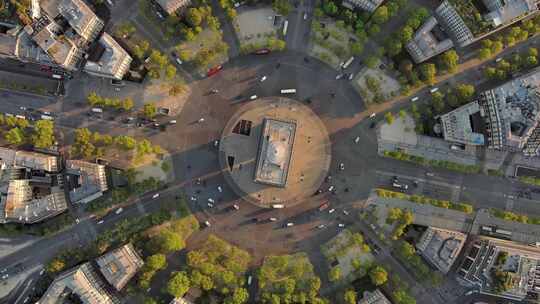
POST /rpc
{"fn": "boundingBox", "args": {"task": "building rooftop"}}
[39,262,117,304]
[0,148,67,224]
[41,0,104,42]
[440,101,486,146]
[254,118,296,187]
[358,289,391,304]
[416,227,467,274]
[155,0,192,15]
[96,243,144,291]
[435,1,475,47]
[66,159,108,204]
[28,21,82,70]
[342,0,384,13]
[483,0,538,27]
[458,237,540,300]
[406,16,455,64]
[84,33,132,80]
[0,31,19,58]
[480,67,540,155]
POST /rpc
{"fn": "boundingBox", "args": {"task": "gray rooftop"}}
[84,33,132,80]
[440,101,485,145]
[66,159,108,204]
[254,118,296,187]
[96,243,144,291]
[406,16,455,64]
[416,227,467,274]
[483,0,538,26]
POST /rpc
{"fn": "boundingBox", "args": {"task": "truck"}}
[342,56,354,69]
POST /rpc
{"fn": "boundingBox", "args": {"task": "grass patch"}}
[519,175,540,186]
[383,150,481,174]
[491,208,540,225]
[376,188,474,213]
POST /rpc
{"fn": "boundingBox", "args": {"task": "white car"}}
[208,198,215,203]
[343,210,350,215]
[152,193,160,199]
[207,202,214,208]
[214,140,219,147]
[97,220,104,225]
[354,136,360,144]
[269,217,278,221]
[411,96,419,102]
[348,73,354,80]
[286,222,294,227]
[338,223,345,228]
[75,218,80,224]
[260,76,267,82]
[335,74,343,80]
[328,185,335,192]
[328,208,336,214]
[369,113,376,118]
[304,13,308,20]
[232,204,240,210]
[115,208,123,215]
[217,186,223,193]
[339,163,344,171]
[317,224,326,229]
[250,95,258,100]
[205,220,211,227]
[190,196,197,201]
[169,120,177,125]
[175,58,183,65]
[430,87,439,93]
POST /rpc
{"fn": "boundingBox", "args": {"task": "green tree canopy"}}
[167,271,191,298]
[5,127,25,145]
[31,120,55,148]
[369,266,388,286]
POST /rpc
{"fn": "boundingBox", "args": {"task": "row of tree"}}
[87,92,134,111]
[2,118,55,148]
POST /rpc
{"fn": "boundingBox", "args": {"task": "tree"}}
[365,55,379,69]
[143,298,157,304]
[186,8,203,26]
[167,271,191,298]
[351,42,364,55]
[169,83,186,96]
[400,25,414,43]
[439,50,459,73]
[226,8,237,20]
[150,49,168,69]
[478,48,492,60]
[455,84,475,104]
[529,47,538,57]
[384,112,395,125]
[146,254,167,270]
[165,64,177,80]
[143,103,157,119]
[526,55,538,67]
[328,266,341,282]
[87,91,102,106]
[344,290,357,304]
[178,49,192,61]
[31,120,55,148]
[372,5,389,24]
[5,127,25,145]
[369,266,388,286]
[46,258,65,274]
[154,230,184,253]
[393,289,416,304]
[322,1,338,15]
[121,98,134,111]
[419,63,436,85]
[114,135,136,150]
[224,287,249,304]
[273,0,291,15]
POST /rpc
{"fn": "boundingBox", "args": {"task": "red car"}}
[318,201,330,211]
[254,48,270,55]
[207,65,223,77]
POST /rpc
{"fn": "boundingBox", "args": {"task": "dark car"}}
[369,122,376,128]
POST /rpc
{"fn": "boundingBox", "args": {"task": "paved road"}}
[285,0,314,52]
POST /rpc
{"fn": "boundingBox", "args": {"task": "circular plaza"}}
[219,97,332,208]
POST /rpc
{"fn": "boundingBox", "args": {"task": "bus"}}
[280,89,296,94]
[283,20,289,36]
[342,56,354,69]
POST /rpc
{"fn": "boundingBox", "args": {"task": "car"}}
[214,140,219,147]
[348,73,354,80]
[260,76,267,82]
[317,224,326,229]
[210,89,219,94]
[115,208,123,214]
[411,96,419,102]
[208,198,215,203]
[285,222,294,227]
[190,196,197,201]
[328,208,336,214]
[430,87,439,93]
[115,87,121,92]
[232,204,240,210]
[75,218,80,224]
[343,210,349,215]
[354,136,360,143]
[303,12,308,20]
[1,274,8,280]
[426,172,434,177]
[495,57,503,63]
[339,163,344,171]
[204,220,211,227]
[217,186,223,193]
[369,122,376,129]
[247,275,253,285]
[254,48,270,55]
[152,193,160,199]
[335,74,343,80]
[369,113,376,118]
[269,217,278,221]
[97,220,104,225]
[250,95,258,100]
[20,106,27,111]
[338,223,345,228]
[207,202,214,208]
[169,120,177,125]
[39,269,45,276]
[328,185,335,192]
[156,11,164,19]
[207,65,223,77]
[318,202,330,211]
[175,58,183,65]
[144,56,151,63]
